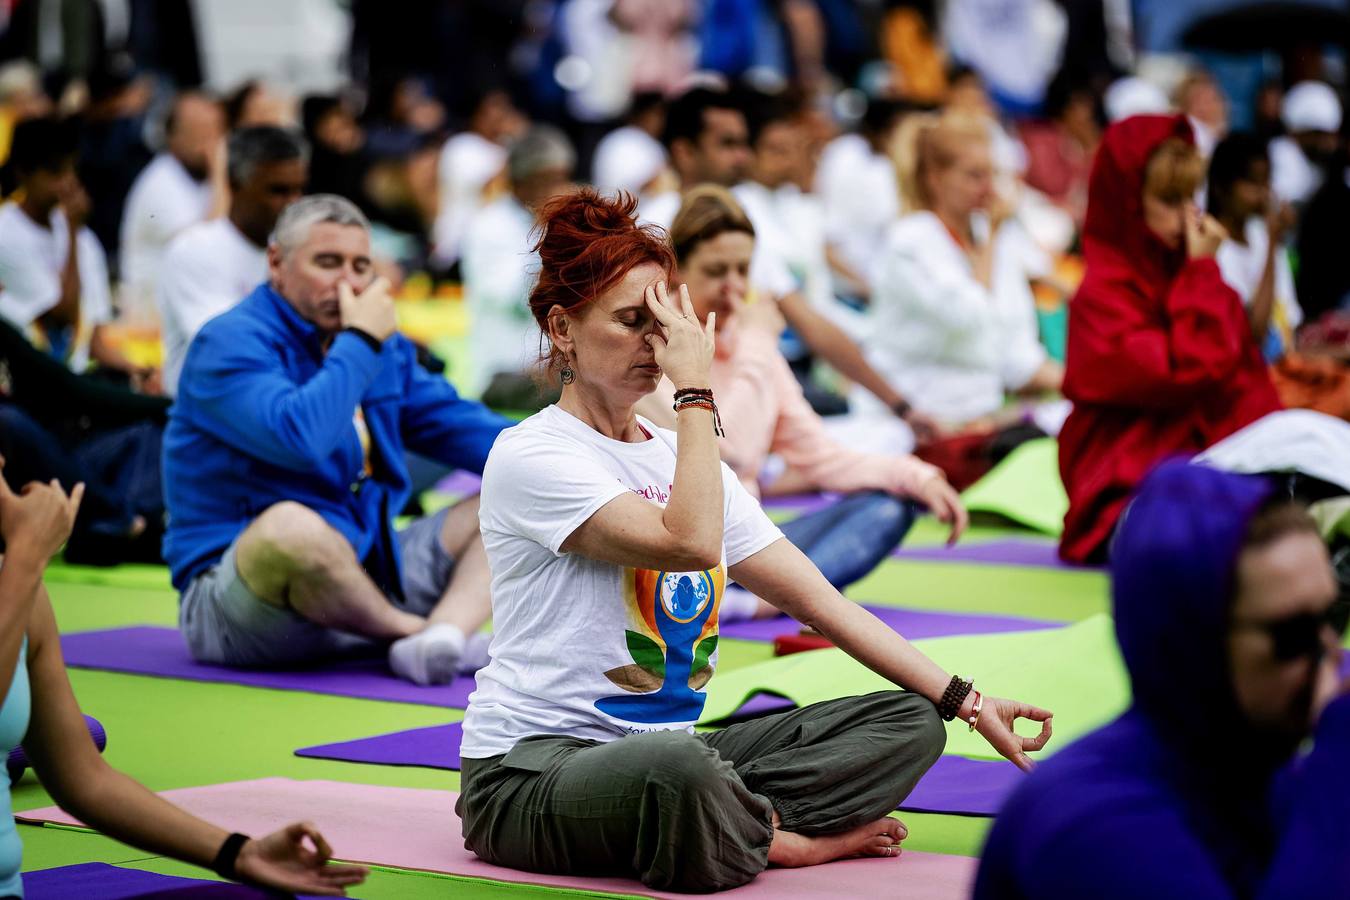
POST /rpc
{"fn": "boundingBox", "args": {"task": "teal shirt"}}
[0,641,30,897]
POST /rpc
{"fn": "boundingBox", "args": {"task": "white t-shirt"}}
[856,210,1047,425]
[0,203,112,372]
[120,153,214,315]
[461,195,540,394]
[432,131,507,268]
[815,133,901,292]
[462,405,783,758]
[157,217,268,396]
[1216,216,1302,362]
[1269,136,1323,206]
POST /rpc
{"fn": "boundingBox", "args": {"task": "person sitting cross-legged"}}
[163,194,511,684]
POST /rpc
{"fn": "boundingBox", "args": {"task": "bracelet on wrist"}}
[212,832,251,880]
[937,675,973,722]
[967,690,984,732]
[891,398,913,419]
[672,388,725,437]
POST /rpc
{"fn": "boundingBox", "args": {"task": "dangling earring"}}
[560,364,575,385]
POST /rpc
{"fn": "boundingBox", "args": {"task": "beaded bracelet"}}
[937,675,973,722]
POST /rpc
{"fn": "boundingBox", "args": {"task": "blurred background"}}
[1,0,1348,394]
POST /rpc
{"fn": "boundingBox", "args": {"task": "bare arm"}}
[778,291,904,409]
[22,587,366,894]
[40,218,82,332]
[730,539,1053,769]
[561,283,724,572]
[1246,239,1280,346]
[0,470,83,701]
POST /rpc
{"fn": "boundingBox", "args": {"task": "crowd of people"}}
[0,1,1347,896]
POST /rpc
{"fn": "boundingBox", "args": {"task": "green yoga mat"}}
[44,560,172,591]
[700,615,1127,761]
[961,438,1067,536]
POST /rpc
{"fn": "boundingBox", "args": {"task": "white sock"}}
[460,630,493,673]
[388,623,467,686]
[720,585,761,622]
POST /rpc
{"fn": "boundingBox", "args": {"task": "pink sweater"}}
[659,325,942,499]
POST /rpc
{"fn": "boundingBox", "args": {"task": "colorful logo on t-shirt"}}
[595,564,724,725]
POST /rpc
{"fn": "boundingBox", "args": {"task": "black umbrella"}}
[1182,0,1350,52]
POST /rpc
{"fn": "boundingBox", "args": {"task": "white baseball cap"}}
[1105,77,1171,123]
[1282,81,1342,134]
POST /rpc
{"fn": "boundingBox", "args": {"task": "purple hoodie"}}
[976,461,1350,898]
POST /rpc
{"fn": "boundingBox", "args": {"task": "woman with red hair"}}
[456,188,1053,892]
[1059,116,1281,563]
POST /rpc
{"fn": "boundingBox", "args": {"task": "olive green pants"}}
[456,691,946,893]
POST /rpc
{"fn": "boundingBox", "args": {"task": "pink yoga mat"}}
[295,723,1021,816]
[19,779,977,899]
[61,627,476,708]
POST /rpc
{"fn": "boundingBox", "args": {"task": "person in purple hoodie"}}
[976,460,1350,898]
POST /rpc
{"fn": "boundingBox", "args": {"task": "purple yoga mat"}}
[434,470,483,495]
[61,627,477,709]
[24,862,339,899]
[892,539,1097,570]
[296,724,1018,816]
[762,492,838,515]
[720,605,1060,644]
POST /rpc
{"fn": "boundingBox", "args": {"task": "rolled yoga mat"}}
[294,722,1023,817]
[24,862,337,899]
[19,779,979,900]
[8,715,105,785]
[60,627,477,709]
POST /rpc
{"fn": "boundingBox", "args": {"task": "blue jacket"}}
[976,462,1350,898]
[162,283,510,592]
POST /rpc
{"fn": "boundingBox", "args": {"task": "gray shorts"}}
[179,506,455,666]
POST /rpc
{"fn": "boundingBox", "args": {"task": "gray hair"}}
[507,125,576,185]
[227,125,310,188]
[269,194,369,256]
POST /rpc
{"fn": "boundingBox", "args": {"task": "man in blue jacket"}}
[163,194,511,685]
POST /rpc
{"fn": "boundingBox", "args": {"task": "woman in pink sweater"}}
[638,186,966,611]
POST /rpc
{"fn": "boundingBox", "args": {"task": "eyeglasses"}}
[1233,598,1350,663]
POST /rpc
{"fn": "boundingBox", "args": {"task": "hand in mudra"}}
[975,697,1053,772]
[645,281,715,390]
[234,822,368,896]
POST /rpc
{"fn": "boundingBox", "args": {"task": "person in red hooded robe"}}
[1058,115,1281,563]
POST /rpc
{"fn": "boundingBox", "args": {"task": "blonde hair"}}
[668,184,756,264]
[1143,137,1206,203]
[891,112,990,211]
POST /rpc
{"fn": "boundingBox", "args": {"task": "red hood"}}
[1082,114,1194,284]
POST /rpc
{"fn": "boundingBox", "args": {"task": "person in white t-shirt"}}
[119,92,226,319]
[645,87,938,440]
[860,113,1063,438]
[158,126,308,396]
[0,117,141,382]
[815,99,908,303]
[1210,133,1301,361]
[457,189,1054,893]
[430,89,526,271]
[461,125,574,405]
[1269,82,1342,208]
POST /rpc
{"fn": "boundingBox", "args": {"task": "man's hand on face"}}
[338,276,396,343]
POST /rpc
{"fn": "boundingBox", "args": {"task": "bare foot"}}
[768,817,908,868]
